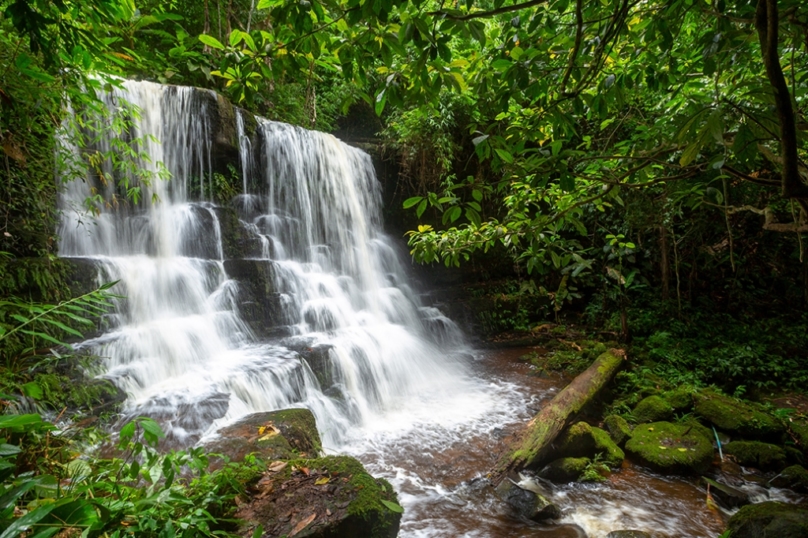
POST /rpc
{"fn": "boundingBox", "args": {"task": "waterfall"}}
[58,79,469,449]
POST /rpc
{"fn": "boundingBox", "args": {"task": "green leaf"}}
[21,382,43,400]
[198,34,225,50]
[494,149,513,164]
[416,199,428,218]
[491,59,511,71]
[472,189,483,202]
[375,89,387,116]
[559,172,575,192]
[403,196,424,209]
[380,499,404,513]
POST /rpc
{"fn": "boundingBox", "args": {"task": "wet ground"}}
[337,347,730,538]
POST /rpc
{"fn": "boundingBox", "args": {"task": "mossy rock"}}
[632,395,674,423]
[681,418,715,445]
[727,501,808,538]
[237,455,401,538]
[553,422,624,468]
[625,421,714,475]
[770,465,808,493]
[604,415,632,447]
[724,441,787,471]
[539,457,590,483]
[662,387,694,413]
[207,409,322,463]
[694,392,784,440]
[790,420,808,454]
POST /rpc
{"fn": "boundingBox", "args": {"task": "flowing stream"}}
[58,80,740,537]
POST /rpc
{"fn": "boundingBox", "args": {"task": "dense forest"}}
[1,0,807,535]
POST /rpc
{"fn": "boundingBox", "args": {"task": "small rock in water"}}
[494,477,561,522]
[701,476,750,509]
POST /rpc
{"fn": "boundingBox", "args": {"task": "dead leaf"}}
[300,467,310,476]
[289,513,317,537]
[268,461,288,473]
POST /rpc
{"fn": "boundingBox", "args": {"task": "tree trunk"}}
[491,349,625,481]
[660,225,669,301]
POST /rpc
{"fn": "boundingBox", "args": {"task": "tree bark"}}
[491,349,625,481]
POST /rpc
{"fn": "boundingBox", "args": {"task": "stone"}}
[624,421,714,475]
[724,441,787,471]
[701,476,750,509]
[606,532,651,538]
[727,501,808,538]
[604,415,632,447]
[206,408,321,463]
[237,455,401,538]
[694,391,785,440]
[223,259,287,337]
[632,395,673,423]
[770,465,808,493]
[553,422,625,468]
[662,387,694,413]
[790,420,808,454]
[494,478,561,522]
[539,457,590,483]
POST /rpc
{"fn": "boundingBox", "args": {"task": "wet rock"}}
[770,464,808,493]
[785,446,805,466]
[539,457,590,483]
[625,421,714,475]
[495,478,561,522]
[206,409,321,463]
[694,391,785,440]
[214,206,263,260]
[701,476,750,509]
[223,259,286,336]
[606,531,651,538]
[724,441,787,471]
[632,395,673,424]
[237,455,401,538]
[790,420,808,454]
[727,501,808,538]
[604,415,632,447]
[553,422,625,467]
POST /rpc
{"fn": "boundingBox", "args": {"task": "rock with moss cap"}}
[625,421,714,475]
[604,415,632,447]
[694,392,784,440]
[552,422,625,467]
[724,441,787,471]
[539,457,590,483]
[770,464,808,493]
[662,387,694,413]
[790,420,808,454]
[236,455,401,538]
[727,501,808,538]
[206,408,322,463]
[632,395,674,424]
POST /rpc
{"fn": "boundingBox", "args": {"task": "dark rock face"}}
[223,259,287,337]
[727,501,808,538]
[494,478,561,522]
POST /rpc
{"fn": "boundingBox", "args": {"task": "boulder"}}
[494,478,561,522]
[207,409,321,463]
[694,392,784,440]
[632,395,673,423]
[606,532,651,538]
[724,441,787,471]
[604,415,632,447]
[770,465,808,493]
[539,457,590,483]
[625,422,714,475]
[553,422,625,467]
[237,455,401,538]
[701,476,750,509]
[727,501,808,538]
[662,387,694,413]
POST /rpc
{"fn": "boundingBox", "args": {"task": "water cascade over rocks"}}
[58,79,470,448]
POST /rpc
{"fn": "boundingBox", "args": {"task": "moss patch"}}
[625,421,714,475]
[694,391,784,440]
[539,457,590,483]
[724,441,787,471]
[662,387,694,413]
[553,422,624,468]
[604,415,632,447]
[727,501,808,538]
[770,464,808,493]
[632,395,673,423]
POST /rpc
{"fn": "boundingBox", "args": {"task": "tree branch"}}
[430,0,548,21]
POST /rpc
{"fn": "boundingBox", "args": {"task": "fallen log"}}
[492,348,625,481]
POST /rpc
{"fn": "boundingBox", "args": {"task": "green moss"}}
[539,457,590,482]
[770,465,808,492]
[632,395,673,423]
[694,391,784,440]
[727,501,808,538]
[679,418,714,444]
[625,421,714,475]
[604,414,632,447]
[725,441,787,471]
[662,387,694,412]
[789,420,808,453]
[552,422,624,468]
[592,426,625,467]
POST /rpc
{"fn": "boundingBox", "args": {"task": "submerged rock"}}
[553,422,625,467]
[237,455,401,538]
[770,464,808,493]
[495,478,561,522]
[206,408,321,463]
[624,421,714,475]
[603,415,632,447]
[539,457,590,483]
[727,501,808,538]
[632,395,673,424]
[694,392,784,440]
[724,441,787,471]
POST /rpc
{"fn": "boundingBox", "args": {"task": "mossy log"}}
[492,349,625,480]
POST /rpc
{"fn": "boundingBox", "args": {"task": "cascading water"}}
[58,80,733,537]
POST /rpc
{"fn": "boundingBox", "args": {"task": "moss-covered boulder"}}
[207,409,322,463]
[770,465,808,493]
[539,457,589,483]
[727,501,808,538]
[237,455,401,538]
[662,387,694,413]
[604,415,632,447]
[694,392,784,440]
[495,478,561,521]
[632,395,673,424]
[625,422,714,475]
[724,441,787,471]
[790,420,808,454]
[553,422,625,467]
